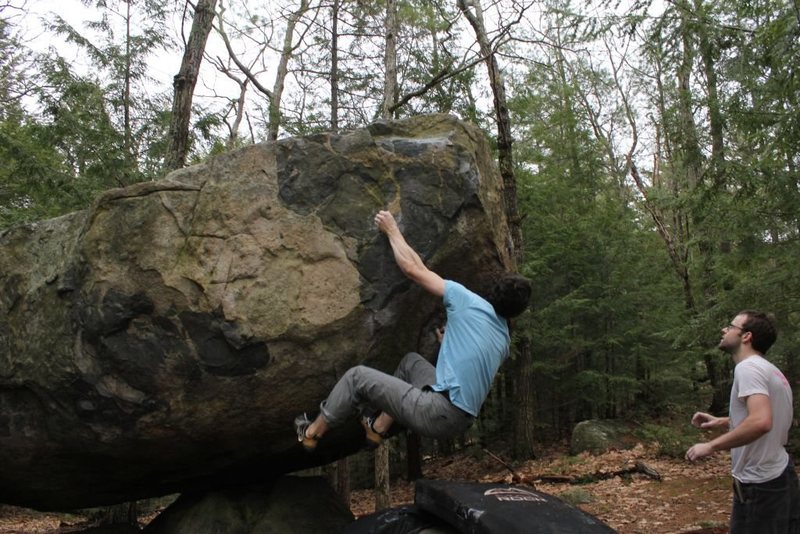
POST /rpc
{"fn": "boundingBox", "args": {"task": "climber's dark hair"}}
[476,272,532,319]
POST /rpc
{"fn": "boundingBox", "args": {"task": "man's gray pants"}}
[319,352,474,440]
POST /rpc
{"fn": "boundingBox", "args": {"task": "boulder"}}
[570,419,638,455]
[142,476,353,534]
[0,114,513,510]
[71,526,141,534]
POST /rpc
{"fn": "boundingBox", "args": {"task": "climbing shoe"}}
[361,414,390,449]
[294,413,319,452]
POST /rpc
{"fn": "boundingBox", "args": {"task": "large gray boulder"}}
[0,114,513,511]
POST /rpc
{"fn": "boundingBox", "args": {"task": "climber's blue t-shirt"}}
[431,280,510,417]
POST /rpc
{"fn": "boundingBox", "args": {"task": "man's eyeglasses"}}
[726,323,748,332]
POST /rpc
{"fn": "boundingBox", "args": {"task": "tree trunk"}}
[374,445,391,511]
[123,0,132,178]
[457,0,535,460]
[513,335,536,458]
[676,7,703,187]
[165,0,218,170]
[227,78,247,149]
[336,457,350,505]
[330,0,340,133]
[704,353,729,415]
[325,457,351,507]
[406,432,423,480]
[696,0,724,169]
[785,351,798,403]
[381,0,398,119]
[373,2,401,508]
[268,0,309,141]
[677,0,731,412]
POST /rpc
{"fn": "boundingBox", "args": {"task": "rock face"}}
[0,115,513,511]
[142,476,354,534]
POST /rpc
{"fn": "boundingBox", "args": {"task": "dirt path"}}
[0,444,732,533]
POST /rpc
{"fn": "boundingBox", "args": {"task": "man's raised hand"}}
[691,412,721,429]
[375,210,400,236]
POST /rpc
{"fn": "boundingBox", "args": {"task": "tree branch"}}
[389,53,488,113]
[215,1,273,101]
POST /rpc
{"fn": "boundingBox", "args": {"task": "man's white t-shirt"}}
[729,355,793,483]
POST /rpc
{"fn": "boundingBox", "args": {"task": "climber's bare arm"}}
[374,210,445,297]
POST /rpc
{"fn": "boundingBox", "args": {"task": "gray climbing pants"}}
[319,352,475,439]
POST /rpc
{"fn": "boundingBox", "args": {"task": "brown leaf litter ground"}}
[0,443,731,533]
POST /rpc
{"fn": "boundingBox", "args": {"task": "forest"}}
[1,0,799,464]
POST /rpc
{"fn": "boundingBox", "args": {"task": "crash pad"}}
[414,479,616,533]
[342,505,458,534]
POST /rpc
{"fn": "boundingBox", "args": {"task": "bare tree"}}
[373,0,400,510]
[216,0,315,140]
[122,0,132,164]
[380,0,398,118]
[210,58,250,148]
[213,0,269,146]
[330,0,340,132]
[165,0,218,170]
[271,0,311,140]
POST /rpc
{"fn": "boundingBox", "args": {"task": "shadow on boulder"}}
[142,476,353,534]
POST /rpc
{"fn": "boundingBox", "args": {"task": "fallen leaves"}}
[0,442,732,533]
[350,442,732,534]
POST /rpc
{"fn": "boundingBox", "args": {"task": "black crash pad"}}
[414,479,616,533]
[342,505,459,534]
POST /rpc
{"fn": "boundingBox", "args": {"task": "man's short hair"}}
[479,272,532,319]
[739,310,777,354]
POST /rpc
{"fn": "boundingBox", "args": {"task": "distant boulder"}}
[0,114,514,510]
[570,419,639,455]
